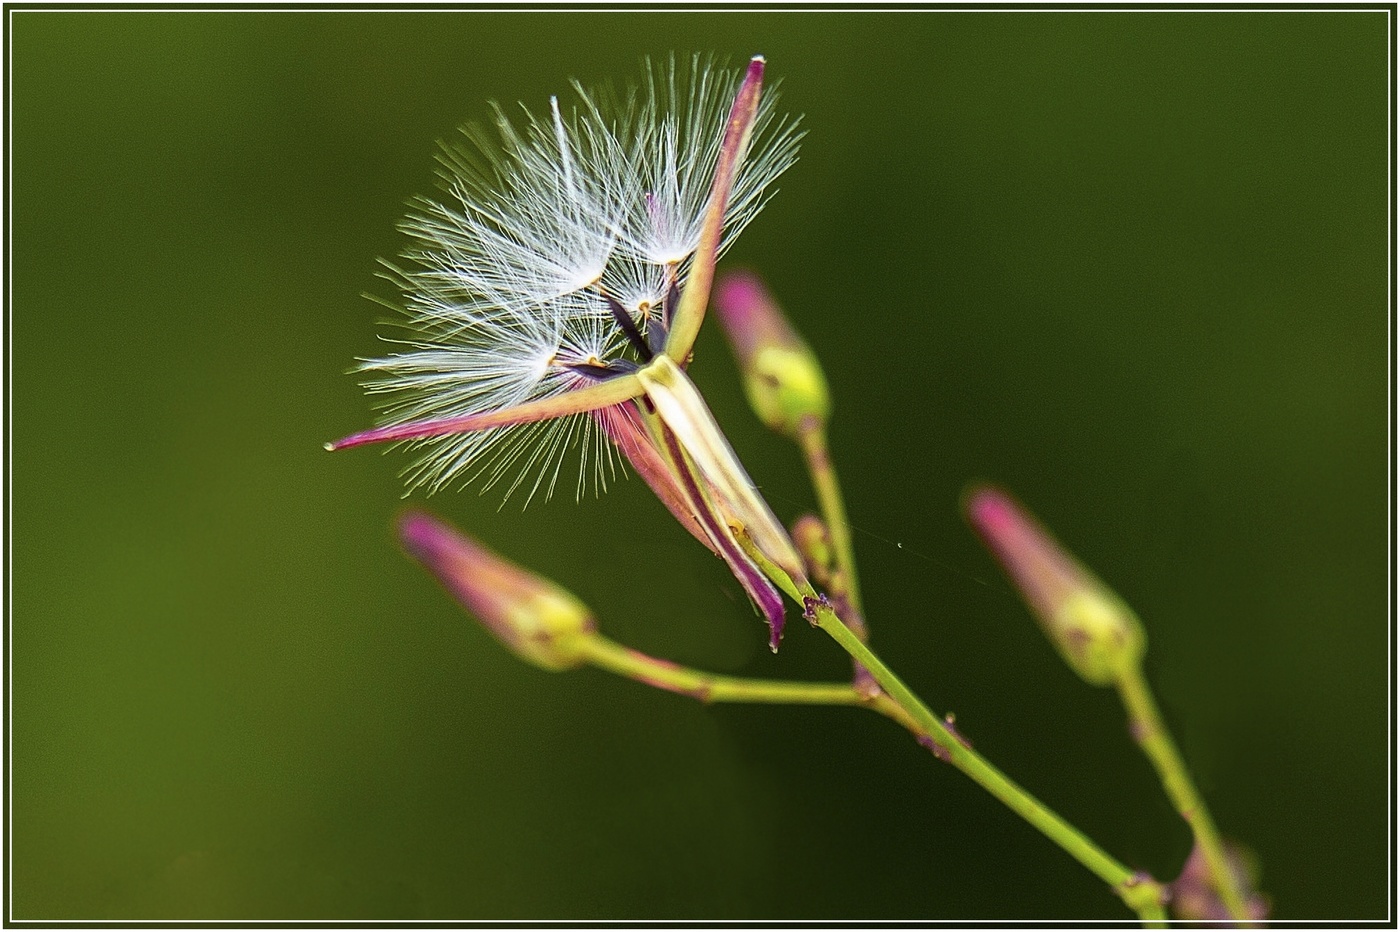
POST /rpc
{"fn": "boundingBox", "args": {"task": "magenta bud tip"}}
[963,483,1145,686]
[711,269,801,359]
[964,486,1041,573]
[712,270,828,438]
[713,270,768,327]
[397,509,444,560]
[962,483,1074,621]
[964,485,1016,534]
[395,510,594,672]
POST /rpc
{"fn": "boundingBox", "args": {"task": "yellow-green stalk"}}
[963,484,1256,923]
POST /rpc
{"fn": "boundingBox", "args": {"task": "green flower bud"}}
[964,485,1146,685]
[713,271,830,440]
[398,511,595,671]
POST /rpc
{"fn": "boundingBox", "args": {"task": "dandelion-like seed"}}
[334,56,1256,921]
[349,54,801,503]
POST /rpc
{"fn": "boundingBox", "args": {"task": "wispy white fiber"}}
[358,55,802,502]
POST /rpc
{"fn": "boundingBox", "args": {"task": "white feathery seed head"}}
[358,54,803,502]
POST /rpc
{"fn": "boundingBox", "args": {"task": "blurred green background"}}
[10,9,1390,921]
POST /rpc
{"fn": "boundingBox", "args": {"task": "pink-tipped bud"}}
[963,485,1145,686]
[1170,841,1270,924]
[713,271,830,440]
[399,511,595,672]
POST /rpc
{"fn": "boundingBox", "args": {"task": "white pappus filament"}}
[358,54,803,503]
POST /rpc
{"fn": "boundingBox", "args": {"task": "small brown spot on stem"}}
[917,734,953,762]
[1128,719,1157,744]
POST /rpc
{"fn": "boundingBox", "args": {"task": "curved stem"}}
[578,632,933,741]
[1116,664,1253,922]
[575,611,1164,923]
[579,634,865,706]
[646,408,1165,923]
[802,588,1166,924]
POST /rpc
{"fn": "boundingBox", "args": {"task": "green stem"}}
[1137,902,1169,927]
[1116,663,1252,922]
[804,590,1166,923]
[579,630,928,745]
[576,601,1164,923]
[580,633,926,733]
[655,418,1163,922]
[794,420,880,696]
[579,634,866,706]
[796,420,862,612]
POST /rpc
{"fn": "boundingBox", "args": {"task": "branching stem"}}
[806,596,1122,880]
[778,569,1168,923]
[796,418,862,613]
[579,616,1166,925]
[580,635,864,706]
